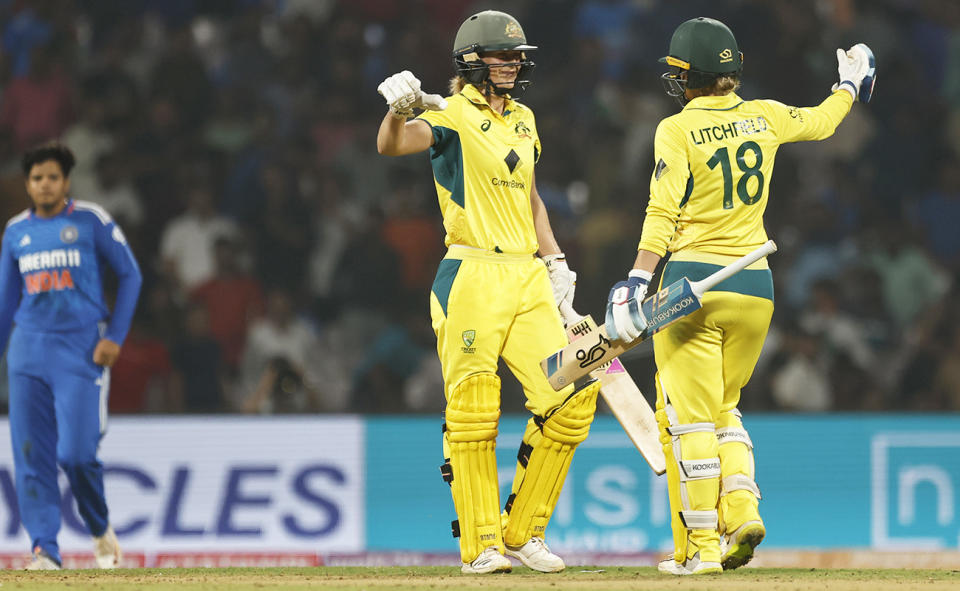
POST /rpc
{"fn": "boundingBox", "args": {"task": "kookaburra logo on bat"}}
[576,333,610,368]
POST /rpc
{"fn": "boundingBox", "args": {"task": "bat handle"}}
[691,240,777,296]
[558,300,583,327]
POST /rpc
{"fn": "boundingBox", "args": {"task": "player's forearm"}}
[531,182,561,256]
[797,91,854,141]
[632,249,662,276]
[376,112,409,155]
[636,208,677,258]
[105,267,142,344]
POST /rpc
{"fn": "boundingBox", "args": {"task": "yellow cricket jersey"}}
[639,90,853,259]
[417,84,541,254]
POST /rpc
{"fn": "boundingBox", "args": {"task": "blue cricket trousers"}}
[7,324,110,563]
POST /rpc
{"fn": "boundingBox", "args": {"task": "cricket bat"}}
[561,302,666,475]
[543,240,777,390]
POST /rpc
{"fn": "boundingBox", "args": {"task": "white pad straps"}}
[716,426,753,448]
[679,457,721,481]
[721,474,762,499]
[668,421,716,436]
[679,509,718,530]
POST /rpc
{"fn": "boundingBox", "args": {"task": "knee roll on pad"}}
[442,373,504,562]
[502,378,600,546]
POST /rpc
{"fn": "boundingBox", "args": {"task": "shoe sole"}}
[722,524,765,570]
[461,564,512,574]
[658,561,722,576]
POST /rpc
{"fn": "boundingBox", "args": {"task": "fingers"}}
[612,299,641,342]
[379,71,448,113]
[605,283,642,343]
[836,48,847,67]
[378,70,423,111]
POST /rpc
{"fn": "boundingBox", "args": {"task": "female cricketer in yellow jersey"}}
[604,18,876,576]
[376,10,601,575]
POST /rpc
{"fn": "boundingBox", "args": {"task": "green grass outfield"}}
[1,566,959,590]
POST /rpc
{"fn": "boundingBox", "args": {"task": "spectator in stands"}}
[240,289,322,413]
[159,182,238,294]
[190,235,265,373]
[170,302,228,413]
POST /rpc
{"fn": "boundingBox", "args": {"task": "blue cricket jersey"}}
[0,199,142,350]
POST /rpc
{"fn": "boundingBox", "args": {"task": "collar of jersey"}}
[30,198,73,220]
[684,92,744,112]
[461,84,516,116]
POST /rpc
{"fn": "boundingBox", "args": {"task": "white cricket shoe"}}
[657,552,722,576]
[25,547,61,570]
[505,536,565,573]
[721,520,765,570]
[461,546,512,574]
[93,525,122,569]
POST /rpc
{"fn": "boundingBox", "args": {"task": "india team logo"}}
[60,225,78,243]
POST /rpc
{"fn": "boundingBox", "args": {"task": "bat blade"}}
[598,358,665,474]
[563,313,665,475]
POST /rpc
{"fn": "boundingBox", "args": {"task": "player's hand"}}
[377,71,447,118]
[543,253,576,309]
[833,43,876,103]
[93,338,121,367]
[605,270,651,343]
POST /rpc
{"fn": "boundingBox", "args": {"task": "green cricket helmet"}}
[453,10,537,96]
[660,17,743,104]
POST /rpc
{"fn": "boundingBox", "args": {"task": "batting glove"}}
[833,43,876,103]
[543,253,576,309]
[377,70,448,119]
[605,269,652,343]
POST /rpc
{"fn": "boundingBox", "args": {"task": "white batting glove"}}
[833,43,876,103]
[543,253,576,309]
[377,70,448,119]
[605,269,652,343]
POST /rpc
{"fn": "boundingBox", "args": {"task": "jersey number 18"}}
[706,140,764,209]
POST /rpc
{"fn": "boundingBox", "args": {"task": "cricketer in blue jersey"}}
[0,143,142,570]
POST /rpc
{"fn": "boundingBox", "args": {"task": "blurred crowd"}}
[0,0,959,415]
